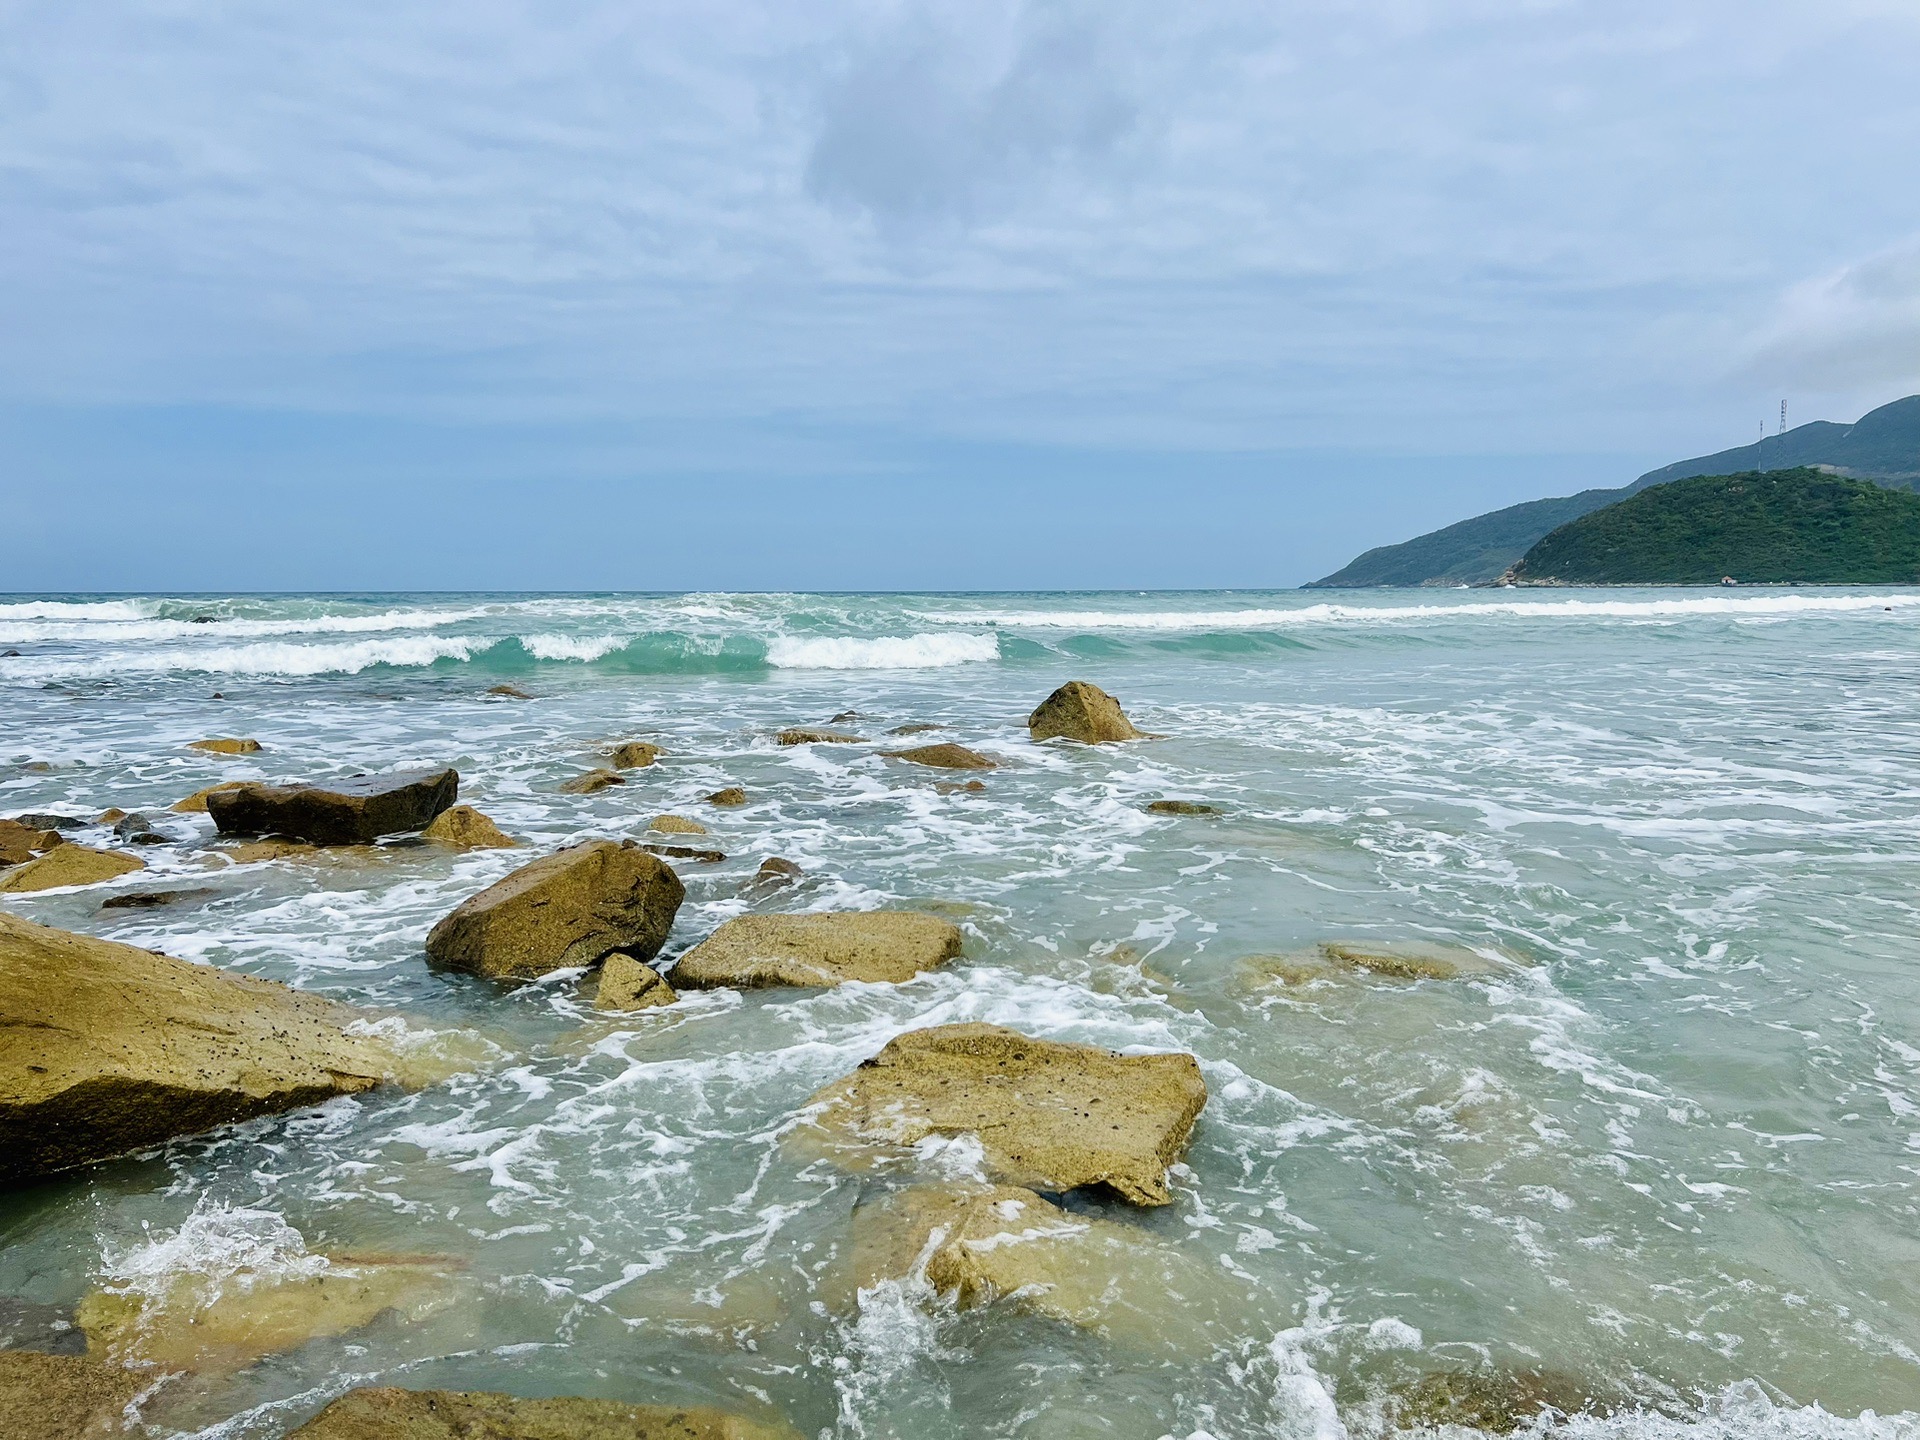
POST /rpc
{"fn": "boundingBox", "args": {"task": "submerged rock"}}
[596,954,677,1011]
[0,1349,146,1440]
[219,837,325,865]
[421,804,518,850]
[803,1023,1207,1205]
[649,814,707,835]
[187,737,260,755]
[775,728,862,746]
[207,769,459,845]
[100,888,219,911]
[1320,941,1510,982]
[934,780,987,795]
[1388,1369,1608,1433]
[0,912,405,1184]
[1027,681,1146,744]
[170,782,245,814]
[706,786,748,807]
[290,1387,798,1440]
[1145,800,1218,816]
[673,912,962,990]
[888,722,943,735]
[640,843,725,863]
[608,741,663,770]
[0,845,145,894]
[753,856,802,888]
[884,743,996,771]
[487,684,534,699]
[425,839,685,981]
[560,768,626,795]
[9,812,85,831]
[111,813,167,845]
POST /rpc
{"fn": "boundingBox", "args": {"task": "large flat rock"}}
[0,912,402,1186]
[207,768,459,844]
[804,1023,1206,1205]
[289,1387,798,1439]
[672,912,961,990]
[0,845,144,893]
[425,839,685,980]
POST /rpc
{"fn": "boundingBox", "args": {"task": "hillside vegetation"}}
[1508,468,1920,585]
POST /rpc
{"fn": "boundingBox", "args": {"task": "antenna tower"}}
[1779,399,1787,435]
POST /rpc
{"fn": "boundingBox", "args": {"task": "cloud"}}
[1746,236,1920,397]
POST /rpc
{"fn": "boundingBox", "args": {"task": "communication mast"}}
[1779,399,1787,435]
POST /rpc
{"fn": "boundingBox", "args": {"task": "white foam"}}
[98,1202,330,1311]
[519,632,628,662]
[0,608,486,646]
[0,598,160,621]
[920,594,1920,630]
[0,635,484,680]
[765,633,998,669]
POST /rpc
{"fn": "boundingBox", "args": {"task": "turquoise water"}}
[3,588,1920,1439]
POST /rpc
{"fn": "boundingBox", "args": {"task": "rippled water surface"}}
[4,589,1920,1439]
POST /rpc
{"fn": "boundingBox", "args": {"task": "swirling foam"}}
[764,633,999,669]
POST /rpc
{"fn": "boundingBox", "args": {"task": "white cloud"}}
[1747,237,1920,399]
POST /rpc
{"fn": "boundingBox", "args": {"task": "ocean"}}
[3,588,1920,1439]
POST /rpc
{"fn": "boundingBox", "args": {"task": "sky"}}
[4,0,1920,591]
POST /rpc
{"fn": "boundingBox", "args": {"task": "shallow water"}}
[3,588,1920,1439]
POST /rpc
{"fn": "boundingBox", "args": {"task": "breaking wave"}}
[764,633,1000,670]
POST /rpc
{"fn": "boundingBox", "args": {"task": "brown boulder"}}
[424,840,685,981]
[705,786,748,807]
[290,1388,797,1440]
[607,741,663,770]
[207,769,458,844]
[187,737,261,754]
[753,857,802,888]
[0,1349,146,1440]
[100,888,219,911]
[1027,681,1146,744]
[804,1023,1206,1205]
[0,845,144,894]
[776,728,862,746]
[0,911,405,1185]
[1145,800,1218,816]
[596,955,677,1011]
[888,722,943,735]
[673,913,961,990]
[884,743,996,771]
[649,814,706,835]
[421,804,518,850]
[170,781,245,814]
[561,768,626,795]
[487,684,534,699]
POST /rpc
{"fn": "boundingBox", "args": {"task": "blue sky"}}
[5,0,1919,590]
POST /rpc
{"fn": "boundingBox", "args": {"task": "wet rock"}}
[1027,681,1146,744]
[93,809,127,825]
[0,1349,146,1440]
[830,710,864,723]
[560,768,626,795]
[487,684,534,699]
[9,812,85,831]
[220,837,324,865]
[0,911,405,1184]
[111,813,167,845]
[596,955,677,1011]
[1320,940,1508,981]
[79,1250,452,1374]
[884,743,996,771]
[0,1295,85,1354]
[170,782,245,814]
[289,1387,798,1440]
[888,722,943,735]
[421,804,518,850]
[608,741,663,770]
[935,780,987,795]
[189,614,218,624]
[0,649,18,658]
[804,1022,1206,1205]
[425,839,685,981]
[650,814,707,835]
[673,912,962,990]
[18,762,57,775]
[0,845,145,894]
[640,843,726,863]
[753,856,802,888]
[706,786,748,807]
[100,888,220,911]
[0,818,59,867]
[776,728,862,746]
[207,768,459,844]
[187,737,261,755]
[1145,800,1219,816]
[1389,1369,1607,1433]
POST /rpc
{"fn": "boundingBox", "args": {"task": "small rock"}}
[93,808,127,824]
[776,728,863,745]
[189,614,218,623]
[112,812,168,845]
[0,649,19,658]
[596,954,678,1011]
[1028,680,1146,744]
[289,1388,799,1440]
[19,762,55,774]
[753,856,803,888]
[425,839,685,980]
[889,722,944,735]
[422,804,519,849]
[608,740,663,770]
[935,780,988,795]
[560,768,626,794]
[804,1022,1206,1206]
[640,843,726,863]
[487,683,534,699]
[170,781,246,814]
[101,888,220,910]
[208,768,459,844]
[673,912,962,990]
[221,837,322,864]
[8,812,85,831]
[650,814,707,835]
[1145,800,1219,816]
[830,710,864,723]
[188,737,261,755]
[0,1349,146,1440]
[706,786,748,806]
[884,742,996,770]
[0,845,145,894]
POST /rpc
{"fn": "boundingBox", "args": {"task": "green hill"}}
[1308,394,1920,587]
[1507,468,1920,586]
